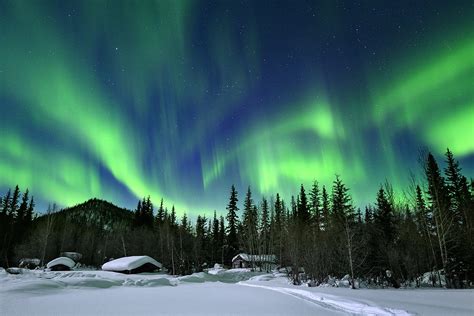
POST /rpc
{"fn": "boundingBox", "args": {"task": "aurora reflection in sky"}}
[0,1,473,215]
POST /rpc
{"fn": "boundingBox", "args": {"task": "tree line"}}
[1,149,472,288]
[0,185,35,267]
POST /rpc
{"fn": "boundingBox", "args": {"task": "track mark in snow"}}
[239,283,412,316]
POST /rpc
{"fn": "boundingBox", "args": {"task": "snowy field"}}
[1,268,473,315]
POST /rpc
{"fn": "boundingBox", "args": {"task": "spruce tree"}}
[212,211,219,262]
[170,205,176,228]
[1,189,11,216]
[145,196,153,227]
[331,176,353,228]
[309,181,321,232]
[156,199,165,225]
[445,150,463,224]
[25,196,34,224]
[375,186,395,245]
[415,184,437,270]
[17,189,29,224]
[425,152,452,278]
[225,185,239,265]
[195,215,207,269]
[273,193,284,262]
[10,185,20,217]
[242,186,258,265]
[364,206,373,224]
[242,187,254,233]
[134,200,142,226]
[274,193,282,231]
[297,184,310,223]
[321,186,330,231]
[260,197,269,254]
[218,215,225,264]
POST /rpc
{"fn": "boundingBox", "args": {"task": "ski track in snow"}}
[239,282,412,316]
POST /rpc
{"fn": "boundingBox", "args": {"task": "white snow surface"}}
[46,257,76,269]
[101,255,162,272]
[1,267,473,315]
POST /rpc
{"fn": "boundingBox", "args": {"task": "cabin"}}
[102,255,162,274]
[231,253,277,271]
[46,257,76,271]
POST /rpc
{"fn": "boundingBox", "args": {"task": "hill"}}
[15,198,134,266]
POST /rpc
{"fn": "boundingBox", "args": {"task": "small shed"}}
[102,256,162,274]
[232,253,277,271]
[46,257,76,271]
[19,258,41,269]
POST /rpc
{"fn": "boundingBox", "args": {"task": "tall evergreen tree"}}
[144,196,154,227]
[320,186,330,231]
[331,176,353,228]
[425,152,452,278]
[10,185,20,217]
[156,199,165,225]
[297,184,310,223]
[273,193,284,263]
[242,186,259,261]
[260,196,270,254]
[211,211,219,262]
[25,196,35,224]
[309,181,321,232]
[195,215,207,269]
[225,185,239,265]
[375,186,396,245]
[1,189,11,216]
[364,206,373,224]
[17,189,29,223]
[218,215,226,264]
[134,200,142,226]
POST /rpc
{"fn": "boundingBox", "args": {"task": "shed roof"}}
[232,253,276,263]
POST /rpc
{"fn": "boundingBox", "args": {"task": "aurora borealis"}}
[0,1,473,215]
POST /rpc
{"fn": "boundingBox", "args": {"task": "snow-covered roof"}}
[46,257,76,269]
[232,253,276,263]
[102,256,162,272]
[20,258,40,265]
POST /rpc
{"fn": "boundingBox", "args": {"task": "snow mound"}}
[102,256,162,273]
[6,268,31,275]
[419,270,446,287]
[178,272,213,283]
[207,263,226,275]
[178,268,265,284]
[46,257,76,270]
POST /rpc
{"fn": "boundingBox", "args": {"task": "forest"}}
[0,149,472,288]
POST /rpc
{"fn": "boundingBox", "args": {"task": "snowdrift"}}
[102,256,162,274]
[46,257,76,271]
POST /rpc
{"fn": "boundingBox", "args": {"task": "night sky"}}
[1,1,473,215]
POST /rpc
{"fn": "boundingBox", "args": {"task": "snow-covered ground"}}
[1,267,472,315]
